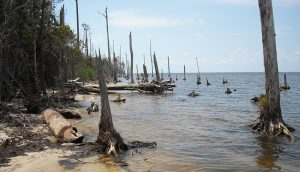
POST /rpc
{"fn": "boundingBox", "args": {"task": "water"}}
[76,73,300,172]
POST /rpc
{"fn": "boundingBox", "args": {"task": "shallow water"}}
[75,73,300,172]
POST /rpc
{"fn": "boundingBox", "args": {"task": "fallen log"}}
[54,108,81,119]
[42,109,84,143]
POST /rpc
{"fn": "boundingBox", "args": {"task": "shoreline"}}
[0,91,103,171]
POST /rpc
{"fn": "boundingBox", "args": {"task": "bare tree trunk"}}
[95,56,127,155]
[250,0,294,139]
[59,5,65,26]
[125,53,129,79]
[113,52,117,82]
[283,73,287,86]
[129,32,134,84]
[103,7,112,77]
[75,0,80,47]
[153,52,160,81]
[143,64,148,83]
[136,64,140,80]
[183,65,186,80]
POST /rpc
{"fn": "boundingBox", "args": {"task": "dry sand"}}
[1,148,126,172]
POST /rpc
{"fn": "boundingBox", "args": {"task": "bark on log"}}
[42,109,83,143]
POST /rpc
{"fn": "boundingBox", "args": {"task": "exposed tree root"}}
[249,118,295,141]
[96,129,128,157]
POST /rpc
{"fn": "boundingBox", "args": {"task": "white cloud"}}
[110,10,204,28]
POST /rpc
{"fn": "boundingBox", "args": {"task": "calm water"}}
[76,73,300,172]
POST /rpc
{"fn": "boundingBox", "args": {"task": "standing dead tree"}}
[153,52,160,82]
[143,55,149,83]
[129,32,134,84]
[95,56,128,155]
[196,57,201,84]
[100,7,112,79]
[183,65,186,80]
[75,0,80,46]
[95,55,157,155]
[280,73,290,90]
[250,0,294,139]
[136,64,140,80]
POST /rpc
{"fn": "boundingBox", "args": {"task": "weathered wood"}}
[250,0,294,139]
[129,32,134,84]
[103,7,112,75]
[75,0,80,46]
[136,64,140,80]
[153,52,160,81]
[96,56,127,155]
[183,65,186,80]
[42,109,83,143]
[143,64,149,83]
[280,73,290,90]
[196,57,201,84]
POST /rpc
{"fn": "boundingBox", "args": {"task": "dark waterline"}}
[77,72,300,171]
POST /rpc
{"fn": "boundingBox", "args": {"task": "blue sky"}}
[56,0,300,73]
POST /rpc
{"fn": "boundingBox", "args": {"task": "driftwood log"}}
[42,109,84,143]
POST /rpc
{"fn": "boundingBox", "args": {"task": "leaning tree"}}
[250,0,294,139]
[95,56,128,156]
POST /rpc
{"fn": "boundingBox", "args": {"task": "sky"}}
[55,0,300,73]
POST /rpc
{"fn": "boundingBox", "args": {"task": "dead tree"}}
[129,32,134,84]
[95,57,128,155]
[136,64,140,80]
[183,65,186,80]
[250,0,294,139]
[125,53,129,79]
[280,73,290,90]
[196,57,201,84]
[112,41,117,82]
[75,0,80,46]
[59,5,65,26]
[101,7,112,77]
[143,55,148,82]
[153,52,160,81]
[143,64,149,83]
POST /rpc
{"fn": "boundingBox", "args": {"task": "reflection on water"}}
[73,73,300,171]
[256,136,283,171]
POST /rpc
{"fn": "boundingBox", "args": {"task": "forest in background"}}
[0,0,125,112]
